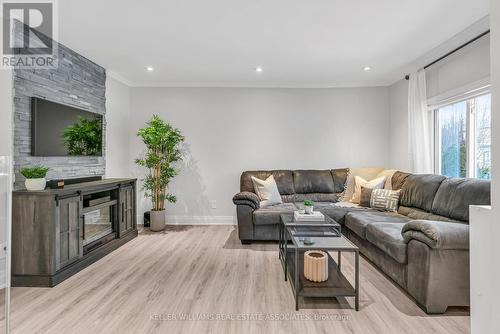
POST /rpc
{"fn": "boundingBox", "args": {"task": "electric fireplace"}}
[82,190,118,253]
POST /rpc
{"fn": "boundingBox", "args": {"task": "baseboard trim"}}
[166,216,235,225]
[137,214,236,225]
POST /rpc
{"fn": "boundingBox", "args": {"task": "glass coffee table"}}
[279,214,360,311]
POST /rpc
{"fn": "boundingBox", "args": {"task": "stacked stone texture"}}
[13,40,106,189]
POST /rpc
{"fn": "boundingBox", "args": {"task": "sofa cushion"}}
[314,202,369,225]
[366,223,407,264]
[241,170,294,195]
[431,178,491,222]
[253,203,297,225]
[398,206,463,223]
[282,193,339,203]
[295,202,364,225]
[293,170,335,193]
[399,174,446,212]
[331,168,349,193]
[391,171,411,190]
[345,210,411,239]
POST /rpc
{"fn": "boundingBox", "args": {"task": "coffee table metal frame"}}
[279,214,359,311]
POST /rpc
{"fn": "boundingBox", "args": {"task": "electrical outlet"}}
[211,200,217,209]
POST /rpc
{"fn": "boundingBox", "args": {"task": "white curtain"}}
[408,69,433,173]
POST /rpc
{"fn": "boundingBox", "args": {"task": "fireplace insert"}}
[82,190,118,253]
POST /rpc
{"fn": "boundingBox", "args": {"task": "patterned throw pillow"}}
[370,189,401,212]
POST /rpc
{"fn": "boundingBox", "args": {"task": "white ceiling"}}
[58,0,489,87]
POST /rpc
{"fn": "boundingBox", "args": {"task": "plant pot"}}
[304,205,314,214]
[150,209,166,231]
[304,250,328,282]
[25,178,46,191]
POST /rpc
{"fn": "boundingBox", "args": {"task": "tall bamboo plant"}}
[135,115,184,211]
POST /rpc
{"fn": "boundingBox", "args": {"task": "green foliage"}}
[478,166,491,179]
[135,115,184,211]
[442,143,467,178]
[20,166,49,179]
[62,116,102,156]
[303,200,314,207]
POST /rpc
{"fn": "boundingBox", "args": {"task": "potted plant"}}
[135,115,184,231]
[62,116,103,156]
[304,200,314,214]
[21,166,49,191]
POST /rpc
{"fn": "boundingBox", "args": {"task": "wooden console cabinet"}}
[12,178,138,287]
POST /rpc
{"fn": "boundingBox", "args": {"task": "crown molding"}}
[104,77,391,89]
[107,70,134,87]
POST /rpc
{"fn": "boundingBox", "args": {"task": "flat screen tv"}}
[31,97,103,156]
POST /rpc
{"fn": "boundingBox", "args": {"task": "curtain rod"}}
[404,30,490,80]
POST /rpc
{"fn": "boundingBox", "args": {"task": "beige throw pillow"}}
[342,167,385,201]
[376,169,398,190]
[251,175,282,207]
[350,176,386,204]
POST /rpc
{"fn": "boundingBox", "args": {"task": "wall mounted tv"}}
[31,97,103,156]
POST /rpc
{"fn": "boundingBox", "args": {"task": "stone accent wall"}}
[13,42,106,189]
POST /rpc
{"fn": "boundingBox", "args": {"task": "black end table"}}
[279,213,360,311]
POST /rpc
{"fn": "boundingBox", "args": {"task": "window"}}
[435,93,491,179]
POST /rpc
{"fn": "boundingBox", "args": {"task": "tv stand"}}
[12,178,137,287]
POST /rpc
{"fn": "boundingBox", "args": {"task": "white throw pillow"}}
[350,176,386,204]
[251,175,282,207]
[342,167,385,201]
[376,169,398,190]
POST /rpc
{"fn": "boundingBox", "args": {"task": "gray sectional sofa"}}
[232,169,491,313]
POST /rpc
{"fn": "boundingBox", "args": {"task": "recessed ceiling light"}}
[363,66,371,72]
[255,67,263,73]
[146,66,154,72]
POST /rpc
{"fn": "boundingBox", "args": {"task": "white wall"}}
[488,1,500,328]
[470,2,498,333]
[0,69,13,290]
[490,2,499,211]
[128,87,390,222]
[388,79,409,171]
[105,76,132,178]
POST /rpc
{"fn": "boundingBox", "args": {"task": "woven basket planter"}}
[304,250,328,282]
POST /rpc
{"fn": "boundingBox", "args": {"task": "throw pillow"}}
[376,169,398,190]
[251,175,282,207]
[370,188,401,212]
[359,187,373,208]
[342,167,385,201]
[350,176,386,204]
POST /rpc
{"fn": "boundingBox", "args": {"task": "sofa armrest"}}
[232,192,260,210]
[402,220,469,250]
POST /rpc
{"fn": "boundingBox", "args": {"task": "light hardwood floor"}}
[6,225,469,334]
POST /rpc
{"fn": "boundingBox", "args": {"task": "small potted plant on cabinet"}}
[21,166,49,191]
[304,200,314,214]
[135,115,184,232]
